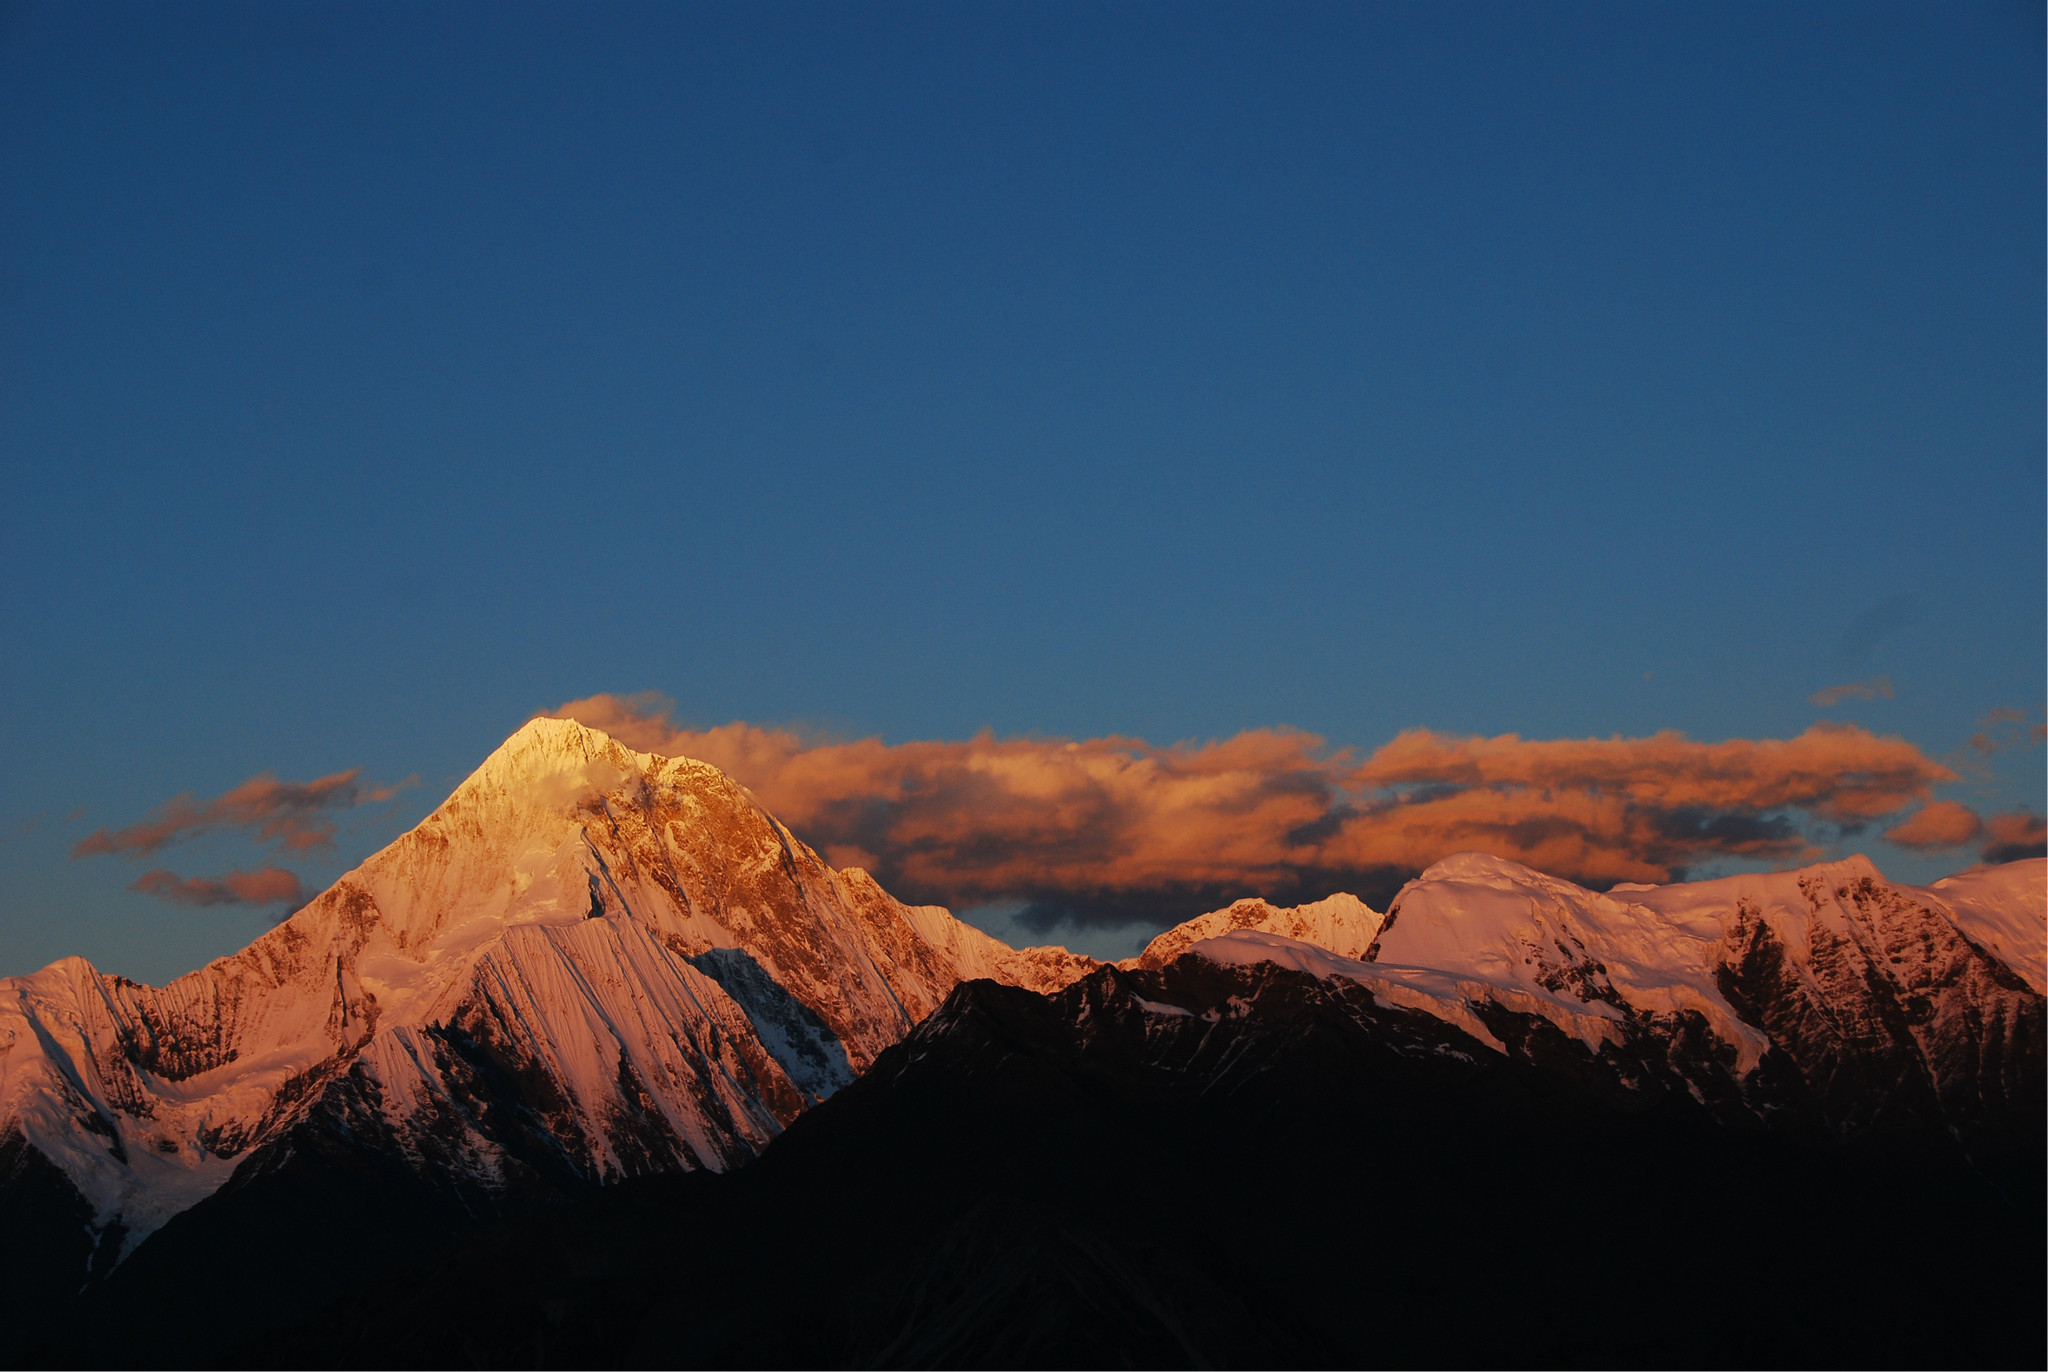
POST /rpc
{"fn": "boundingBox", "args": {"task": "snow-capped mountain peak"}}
[0,716,1098,1256]
[3,713,2038,1281]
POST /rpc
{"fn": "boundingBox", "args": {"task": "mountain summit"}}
[0,717,1097,1269]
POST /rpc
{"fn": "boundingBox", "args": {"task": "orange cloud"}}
[1810,677,1894,708]
[130,867,306,908]
[1351,723,1951,821]
[73,770,412,859]
[552,695,1959,919]
[1981,812,2047,865]
[1967,706,2045,756]
[1882,800,1983,850]
[553,694,1346,902]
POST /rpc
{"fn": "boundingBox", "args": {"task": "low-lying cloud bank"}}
[554,694,2033,930]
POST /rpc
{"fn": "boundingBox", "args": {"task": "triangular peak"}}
[473,713,629,778]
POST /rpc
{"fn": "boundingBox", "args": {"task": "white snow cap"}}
[0,715,1100,1255]
[1177,849,2041,1076]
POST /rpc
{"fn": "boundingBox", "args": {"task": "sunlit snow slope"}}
[0,718,1099,1254]
[1127,892,1383,970]
[1183,851,2043,1142]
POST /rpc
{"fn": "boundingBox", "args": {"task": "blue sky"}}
[0,1,2041,979]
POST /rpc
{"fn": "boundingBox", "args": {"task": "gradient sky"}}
[1,1,2041,980]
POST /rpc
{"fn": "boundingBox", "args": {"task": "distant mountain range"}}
[2,718,2039,1366]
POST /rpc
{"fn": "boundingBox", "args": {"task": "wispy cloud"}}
[73,770,412,859]
[1809,676,1894,708]
[1939,706,2046,782]
[552,694,1958,922]
[1967,706,2046,756]
[129,866,306,908]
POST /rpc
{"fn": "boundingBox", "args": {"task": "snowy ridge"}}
[1190,929,1615,1055]
[1365,851,1768,1068]
[1912,858,2046,994]
[842,870,1102,998]
[0,717,1100,1253]
[1127,892,1383,971]
[1181,849,2043,1138]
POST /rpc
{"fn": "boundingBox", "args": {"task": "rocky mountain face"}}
[1,715,2040,1366]
[0,719,1097,1293]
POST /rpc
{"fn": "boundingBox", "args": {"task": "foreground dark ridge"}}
[169,959,2048,1368]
